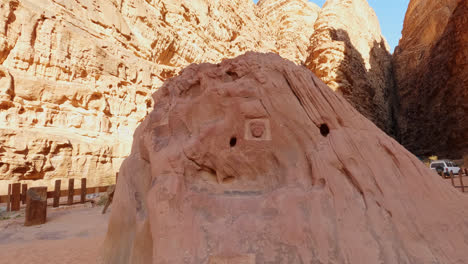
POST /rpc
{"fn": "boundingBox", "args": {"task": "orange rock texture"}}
[0,0,272,189]
[393,0,467,157]
[257,0,320,63]
[102,52,468,264]
[305,0,395,133]
[0,0,396,188]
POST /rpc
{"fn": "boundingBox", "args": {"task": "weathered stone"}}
[0,0,273,190]
[9,182,20,211]
[257,0,320,63]
[24,187,47,226]
[0,0,400,191]
[305,0,395,134]
[102,53,468,263]
[393,0,467,158]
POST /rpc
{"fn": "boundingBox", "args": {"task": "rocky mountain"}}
[393,0,467,158]
[0,0,395,188]
[0,0,272,189]
[103,52,468,264]
[257,0,320,63]
[304,0,395,134]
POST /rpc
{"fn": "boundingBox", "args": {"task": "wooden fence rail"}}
[0,179,111,210]
[446,168,468,193]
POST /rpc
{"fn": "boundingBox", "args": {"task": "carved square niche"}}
[244,119,271,141]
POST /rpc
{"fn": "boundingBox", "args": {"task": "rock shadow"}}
[394,0,467,158]
[314,28,398,138]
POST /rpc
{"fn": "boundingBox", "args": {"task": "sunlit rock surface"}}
[0,0,397,189]
[305,0,395,134]
[0,0,274,188]
[102,52,468,264]
[257,0,320,63]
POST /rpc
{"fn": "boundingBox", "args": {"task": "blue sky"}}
[253,0,410,53]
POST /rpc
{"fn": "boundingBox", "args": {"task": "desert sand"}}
[0,205,108,264]
[0,172,465,264]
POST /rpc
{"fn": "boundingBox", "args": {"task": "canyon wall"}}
[304,0,395,133]
[257,0,320,63]
[0,0,273,190]
[0,0,394,189]
[393,0,467,158]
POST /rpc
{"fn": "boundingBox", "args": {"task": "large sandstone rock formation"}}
[393,0,467,158]
[305,0,396,134]
[257,0,320,63]
[102,53,468,264]
[0,0,275,189]
[0,0,394,190]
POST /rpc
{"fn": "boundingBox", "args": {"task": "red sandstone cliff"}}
[0,0,395,188]
[305,0,395,134]
[393,0,467,158]
[102,52,468,264]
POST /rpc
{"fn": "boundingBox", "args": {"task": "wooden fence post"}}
[449,169,455,187]
[11,183,21,211]
[25,187,48,226]
[102,185,116,214]
[460,168,465,193]
[53,180,61,208]
[67,179,74,205]
[21,184,28,205]
[6,184,11,212]
[80,178,87,204]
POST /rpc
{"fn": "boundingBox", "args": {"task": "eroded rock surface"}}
[305,0,395,133]
[0,0,275,189]
[0,0,396,189]
[102,53,468,264]
[393,0,467,158]
[257,0,320,63]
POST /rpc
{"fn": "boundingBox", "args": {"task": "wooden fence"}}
[1,178,113,212]
[441,167,468,193]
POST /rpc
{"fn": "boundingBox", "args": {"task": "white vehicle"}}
[430,160,460,176]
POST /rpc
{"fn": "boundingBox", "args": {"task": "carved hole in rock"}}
[226,71,238,79]
[319,123,329,137]
[229,137,237,147]
[317,178,326,188]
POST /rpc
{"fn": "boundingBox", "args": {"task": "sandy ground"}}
[0,204,109,264]
[0,172,465,264]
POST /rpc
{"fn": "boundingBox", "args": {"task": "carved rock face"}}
[102,53,468,264]
[0,0,399,189]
